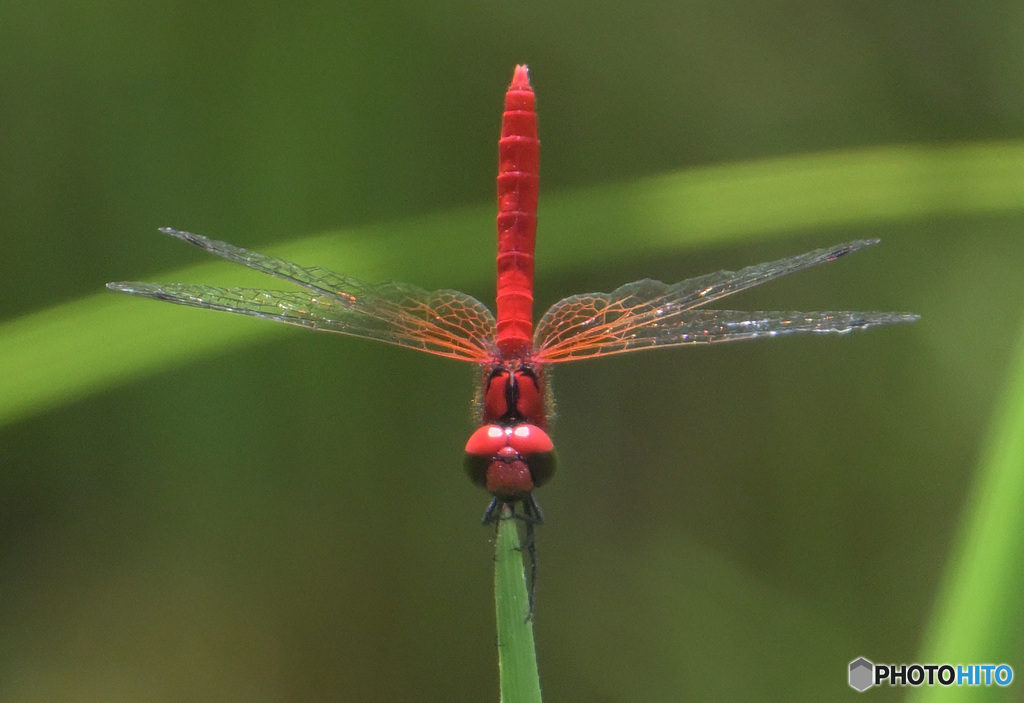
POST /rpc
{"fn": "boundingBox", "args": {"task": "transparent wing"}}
[534,240,918,362]
[108,228,498,362]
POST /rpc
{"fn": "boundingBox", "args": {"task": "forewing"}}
[534,241,918,362]
[108,229,498,362]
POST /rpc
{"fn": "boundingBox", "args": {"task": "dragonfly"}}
[109,65,918,608]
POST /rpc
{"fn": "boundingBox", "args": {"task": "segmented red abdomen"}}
[495,65,540,359]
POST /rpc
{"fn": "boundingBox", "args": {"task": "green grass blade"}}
[494,511,542,703]
[2,141,1024,427]
[908,320,1024,701]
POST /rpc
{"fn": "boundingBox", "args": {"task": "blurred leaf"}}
[909,319,1024,701]
[2,141,1023,427]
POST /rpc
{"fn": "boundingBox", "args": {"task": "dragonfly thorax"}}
[480,362,547,428]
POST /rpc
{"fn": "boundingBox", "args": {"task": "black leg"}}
[480,496,501,525]
[519,492,545,525]
[517,494,544,619]
[523,518,538,620]
[478,493,544,619]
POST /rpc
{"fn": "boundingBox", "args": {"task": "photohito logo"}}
[849,658,1013,691]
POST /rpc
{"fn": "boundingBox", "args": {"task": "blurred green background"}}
[2,2,1023,701]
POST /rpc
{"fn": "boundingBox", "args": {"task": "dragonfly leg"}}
[516,494,545,619]
[480,496,502,525]
[522,518,538,619]
[519,492,545,526]
[479,494,543,618]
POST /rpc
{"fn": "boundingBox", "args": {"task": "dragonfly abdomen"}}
[496,65,540,359]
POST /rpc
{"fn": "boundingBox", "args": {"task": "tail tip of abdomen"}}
[511,65,532,91]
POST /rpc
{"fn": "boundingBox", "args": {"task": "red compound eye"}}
[507,423,553,455]
[464,424,508,457]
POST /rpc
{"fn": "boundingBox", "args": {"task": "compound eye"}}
[507,424,556,490]
[512,423,561,489]
[464,424,506,456]
[507,423,553,455]
[464,425,506,489]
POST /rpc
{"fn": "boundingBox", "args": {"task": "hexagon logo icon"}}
[849,658,874,691]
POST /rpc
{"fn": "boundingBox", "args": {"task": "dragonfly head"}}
[464,423,556,499]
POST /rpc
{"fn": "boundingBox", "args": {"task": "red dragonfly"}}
[109,66,917,596]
